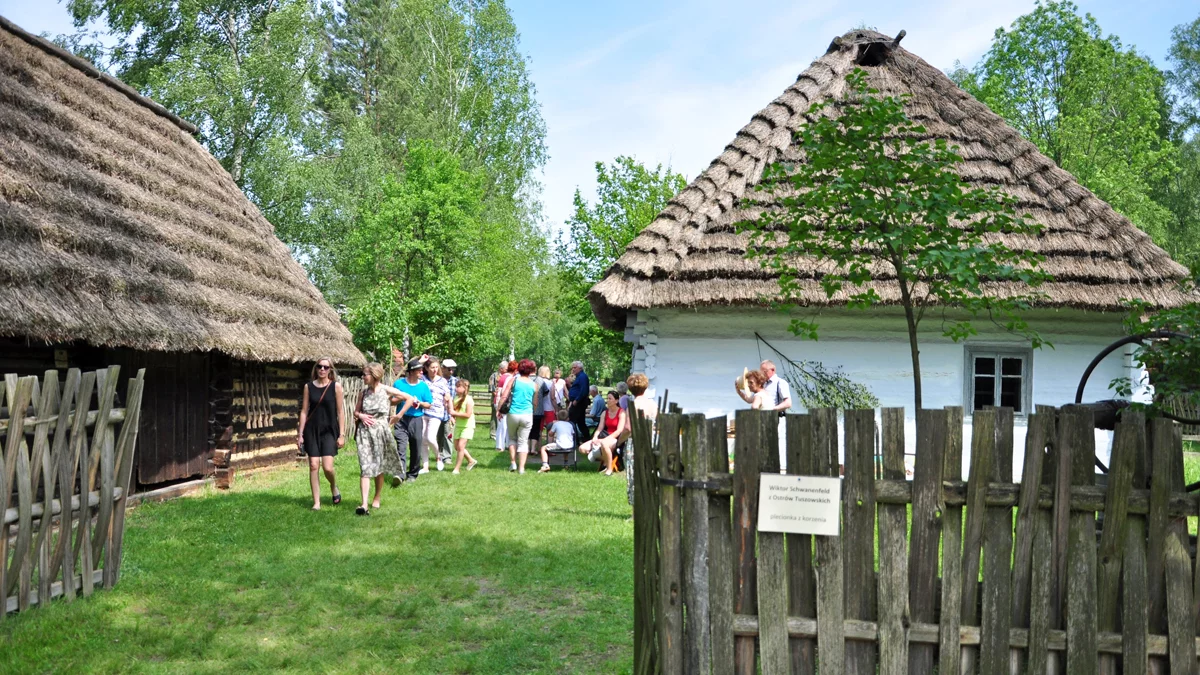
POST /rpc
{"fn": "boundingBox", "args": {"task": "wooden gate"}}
[1,366,145,614]
[631,405,1200,674]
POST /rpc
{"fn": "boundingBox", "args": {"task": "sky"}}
[2,0,1195,235]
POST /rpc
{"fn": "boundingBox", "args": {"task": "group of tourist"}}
[298,354,657,513]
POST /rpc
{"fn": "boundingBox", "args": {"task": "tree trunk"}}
[904,304,922,411]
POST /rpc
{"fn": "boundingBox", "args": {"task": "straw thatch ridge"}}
[0,19,363,365]
[589,29,1193,330]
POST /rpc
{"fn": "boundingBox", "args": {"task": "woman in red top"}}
[494,360,518,451]
[578,390,626,476]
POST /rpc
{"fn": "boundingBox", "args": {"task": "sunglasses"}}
[317,364,331,371]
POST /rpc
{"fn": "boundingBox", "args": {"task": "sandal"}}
[467,459,478,471]
[538,464,551,473]
[355,506,369,516]
[332,491,342,505]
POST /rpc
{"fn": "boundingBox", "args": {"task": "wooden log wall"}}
[228,364,364,473]
[1,366,145,614]
[633,406,1200,675]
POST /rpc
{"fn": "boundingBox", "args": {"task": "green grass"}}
[0,432,634,673]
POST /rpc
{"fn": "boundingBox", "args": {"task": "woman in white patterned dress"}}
[353,362,414,515]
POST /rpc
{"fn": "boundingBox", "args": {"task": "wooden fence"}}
[1,366,145,615]
[631,405,1200,674]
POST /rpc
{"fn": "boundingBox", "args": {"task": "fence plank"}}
[32,371,59,607]
[909,408,946,673]
[812,407,844,675]
[754,411,787,675]
[1097,413,1141,675]
[631,405,658,675]
[877,407,908,675]
[980,408,1014,675]
[940,406,965,675]
[1124,517,1150,674]
[1011,411,1047,627]
[1166,532,1196,675]
[732,409,762,675]
[1149,417,1171,638]
[842,408,877,675]
[682,414,712,675]
[89,367,119,560]
[53,369,93,602]
[707,416,735,675]
[4,377,35,605]
[1062,406,1098,674]
[1027,491,1053,675]
[108,372,143,588]
[657,414,684,675]
[785,414,816,675]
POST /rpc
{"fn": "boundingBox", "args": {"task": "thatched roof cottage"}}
[590,30,1192,472]
[0,17,363,487]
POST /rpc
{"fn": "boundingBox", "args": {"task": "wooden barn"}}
[0,18,363,488]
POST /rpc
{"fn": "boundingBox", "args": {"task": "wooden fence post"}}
[1023,412,1054,675]
[658,413,684,675]
[877,408,908,675]
[1062,405,1098,674]
[1149,415,1172,675]
[980,408,1014,675]
[843,408,877,675]
[811,407,843,674]
[682,414,712,675]
[1096,412,1140,675]
[632,405,660,675]
[754,411,787,675]
[940,406,965,675]
[707,416,735,675]
[910,408,946,673]
[732,409,764,675]
[786,414,816,675]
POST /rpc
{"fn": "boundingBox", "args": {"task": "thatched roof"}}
[0,17,363,365]
[590,29,1193,330]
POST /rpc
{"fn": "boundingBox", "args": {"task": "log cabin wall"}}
[229,361,306,470]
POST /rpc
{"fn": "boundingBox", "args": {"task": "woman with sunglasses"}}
[298,357,346,510]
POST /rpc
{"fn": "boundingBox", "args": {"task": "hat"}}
[442,358,457,368]
[736,367,751,397]
[405,358,424,372]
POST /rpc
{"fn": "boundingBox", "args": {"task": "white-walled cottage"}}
[588,30,1193,476]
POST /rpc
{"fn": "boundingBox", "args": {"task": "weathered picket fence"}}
[631,404,1199,674]
[1,367,145,615]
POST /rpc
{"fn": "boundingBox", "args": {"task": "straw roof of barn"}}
[590,29,1193,330]
[0,17,363,365]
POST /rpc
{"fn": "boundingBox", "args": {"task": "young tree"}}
[957,1,1175,239]
[559,156,687,377]
[740,69,1049,410]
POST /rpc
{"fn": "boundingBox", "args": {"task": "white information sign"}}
[756,474,841,536]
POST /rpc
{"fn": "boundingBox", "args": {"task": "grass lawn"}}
[0,430,634,673]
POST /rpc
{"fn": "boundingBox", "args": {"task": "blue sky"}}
[2,0,1195,233]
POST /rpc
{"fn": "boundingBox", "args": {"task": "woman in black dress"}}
[298,357,346,510]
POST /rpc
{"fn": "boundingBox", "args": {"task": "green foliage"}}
[347,281,408,361]
[741,68,1049,408]
[64,0,321,200]
[959,1,1175,240]
[559,157,687,379]
[1169,15,1200,133]
[758,336,880,409]
[1110,300,1200,418]
[1158,14,1200,275]
[409,278,498,358]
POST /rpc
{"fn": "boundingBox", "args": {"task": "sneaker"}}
[418,467,429,475]
[389,474,402,488]
[509,463,517,472]
[467,460,478,471]
[436,460,445,472]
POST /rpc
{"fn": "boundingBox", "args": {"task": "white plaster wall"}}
[637,307,1143,480]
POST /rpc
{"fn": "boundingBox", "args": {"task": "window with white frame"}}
[966,347,1032,414]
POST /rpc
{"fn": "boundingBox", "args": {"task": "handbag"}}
[498,378,514,415]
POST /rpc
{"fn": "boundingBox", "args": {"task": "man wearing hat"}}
[393,358,434,484]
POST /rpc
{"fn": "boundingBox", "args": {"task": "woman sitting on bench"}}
[578,390,626,476]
